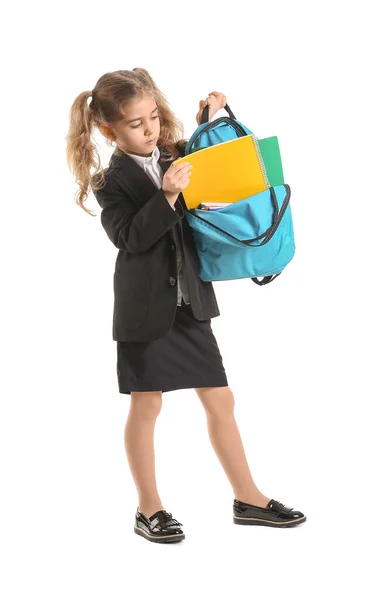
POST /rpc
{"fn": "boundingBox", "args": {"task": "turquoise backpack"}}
[183,104,295,285]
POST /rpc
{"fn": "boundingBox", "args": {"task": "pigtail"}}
[65,90,103,216]
[132,67,159,92]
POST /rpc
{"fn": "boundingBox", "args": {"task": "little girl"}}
[66,67,306,543]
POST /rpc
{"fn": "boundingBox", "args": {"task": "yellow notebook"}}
[172,134,269,209]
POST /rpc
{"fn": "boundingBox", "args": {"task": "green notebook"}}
[258,136,284,186]
[189,135,284,187]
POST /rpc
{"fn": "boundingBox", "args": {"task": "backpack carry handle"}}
[190,111,246,150]
[200,103,236,124]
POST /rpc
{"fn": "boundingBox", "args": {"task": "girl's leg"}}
[195,386,271,507]
[124,391,165,518]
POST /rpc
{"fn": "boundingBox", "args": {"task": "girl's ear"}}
[99,124,116,142]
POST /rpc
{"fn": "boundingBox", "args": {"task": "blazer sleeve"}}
[91,174,185,253]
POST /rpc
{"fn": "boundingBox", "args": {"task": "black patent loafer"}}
[233,498,306,528]
[134,508,185,543]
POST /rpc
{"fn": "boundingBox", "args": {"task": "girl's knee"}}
[130,391,163,419]
[195,386,235,419]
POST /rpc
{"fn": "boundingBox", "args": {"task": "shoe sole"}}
[134,526,185,543]
[233,515,307,528]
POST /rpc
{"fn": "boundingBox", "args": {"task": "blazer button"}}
[171,244,175,251]
[168,277,176,286]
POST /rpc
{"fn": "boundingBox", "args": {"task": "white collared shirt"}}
[125,145,190,306]
[125,145,163,189]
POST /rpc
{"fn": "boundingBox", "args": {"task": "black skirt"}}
[116,298,229,394]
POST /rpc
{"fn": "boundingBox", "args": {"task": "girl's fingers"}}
[172,162,192,174]
[207,91,227,107]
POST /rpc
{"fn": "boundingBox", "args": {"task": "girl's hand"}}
[162,161,193,205]
[196,91,227,125]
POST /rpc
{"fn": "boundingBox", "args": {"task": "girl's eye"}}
[131,115,159,129]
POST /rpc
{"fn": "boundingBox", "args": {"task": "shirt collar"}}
[124,144,160,167]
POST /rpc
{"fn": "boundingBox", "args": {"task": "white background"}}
[1,0,379,598]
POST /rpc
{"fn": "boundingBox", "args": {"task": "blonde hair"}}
[65,68,188,216]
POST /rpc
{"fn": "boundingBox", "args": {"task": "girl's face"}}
[101,91,161,157]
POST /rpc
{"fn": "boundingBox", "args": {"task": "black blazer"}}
[91,144,220,342]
